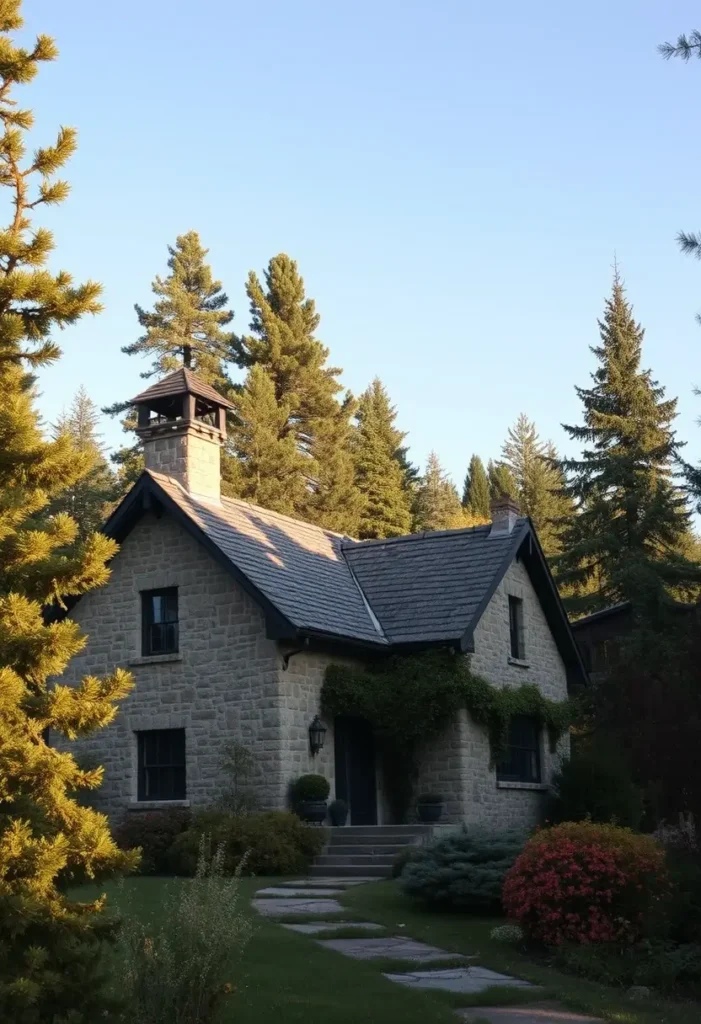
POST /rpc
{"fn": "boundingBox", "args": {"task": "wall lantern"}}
[308,715,327,756]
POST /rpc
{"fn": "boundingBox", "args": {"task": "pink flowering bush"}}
[502,822,667,945]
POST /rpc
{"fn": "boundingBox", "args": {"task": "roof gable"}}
[104,471,586,682]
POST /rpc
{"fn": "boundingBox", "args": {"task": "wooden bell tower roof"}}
[130,368,235,410]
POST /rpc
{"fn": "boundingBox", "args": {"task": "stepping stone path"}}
[252,896,345,917]
[282,921,385,935]
[252,878,605,1022]
[320,937,467,962]
[385,966,533,993]
[457,1005,605,1023]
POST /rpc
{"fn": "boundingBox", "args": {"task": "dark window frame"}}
[141,587,179,656]
[137,728,186,801]
[508,595,525,660]
[497,714,541,784]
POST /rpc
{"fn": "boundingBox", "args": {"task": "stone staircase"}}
[310,824,432,879]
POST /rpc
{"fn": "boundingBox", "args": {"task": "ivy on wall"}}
[321,649,571,818]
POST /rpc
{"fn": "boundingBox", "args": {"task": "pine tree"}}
[414,452,465,531]
[487,459,517,501]
[352,379,413,539]
[232,253,361,533]
[224,364,310,516]
[556,274,699,615]
[501,414,573,555]
[105,231,236,487]
[462,454,491,520]
[48,387,116,536]
[0,7,136,1020]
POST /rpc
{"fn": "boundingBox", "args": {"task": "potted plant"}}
[416,793,444,823]
[328,798,348,827]
[294,774,330,824]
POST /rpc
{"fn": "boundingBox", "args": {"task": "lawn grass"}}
[75,876,459,1024]
[342,880,701,1023]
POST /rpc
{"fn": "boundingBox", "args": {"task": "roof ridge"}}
[343,521,501,551]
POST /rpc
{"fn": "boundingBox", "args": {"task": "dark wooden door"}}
[334,716,377,825]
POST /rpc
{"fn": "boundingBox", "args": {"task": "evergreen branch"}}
[659,31,701,60]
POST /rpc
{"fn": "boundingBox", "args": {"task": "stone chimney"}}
[489,495,521,537]
[131,369,233,504]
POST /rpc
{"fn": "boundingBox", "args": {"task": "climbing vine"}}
[321,650,571,818]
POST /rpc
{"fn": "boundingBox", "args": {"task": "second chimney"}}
[489,495,521,537]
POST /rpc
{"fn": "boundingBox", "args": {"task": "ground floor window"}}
[497,715,541,783]
[137,728,186,800]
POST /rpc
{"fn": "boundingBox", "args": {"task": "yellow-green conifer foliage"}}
[0,5,136,1019]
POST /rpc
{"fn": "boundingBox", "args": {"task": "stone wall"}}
[55,511,284,820]
[417,554,569,830]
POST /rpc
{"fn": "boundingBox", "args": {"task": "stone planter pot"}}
[416,800,444,823]
[329,800,348,827]
[297,799,328,824]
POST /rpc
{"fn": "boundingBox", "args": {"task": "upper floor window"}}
[141,588,179,656]
[497,715,541,784]
[508,595,525,660]
[137,728,186,801]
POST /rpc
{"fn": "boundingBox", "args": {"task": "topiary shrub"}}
[168,810,327,877]
[292,774,330,802]
[549,747,643,829]
[400,828,524,912]
[503,821,667,945]
[113,809,191,874]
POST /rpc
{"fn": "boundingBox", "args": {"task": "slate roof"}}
[131,369,235,410]
[106,470,585,681]
[342,523,528,646]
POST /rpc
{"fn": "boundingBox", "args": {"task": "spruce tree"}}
[224,364,310,516]
[557,274,699,615]
[105,231,236,487]
[462,454,490,520]
[0,7,136,1020]
[501,414,573,555]
[232,253,361,533]
[487,459,517,501]
[48,387,116,537]
[353,379,413,538]
[414,452,465,531]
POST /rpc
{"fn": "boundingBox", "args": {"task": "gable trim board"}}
[101,471,587,685]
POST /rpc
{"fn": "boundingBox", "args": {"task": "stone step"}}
[326,833,424,847]
[325,844,408,858]
[326,825,431,837]
[316,853,395,868]
[309,862,391,878]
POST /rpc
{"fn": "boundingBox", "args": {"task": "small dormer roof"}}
[130,368,235,410]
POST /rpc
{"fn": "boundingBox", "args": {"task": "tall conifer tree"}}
[0,8,136,1019]
[487,459,517,501]
[557,274,699,614]
[353,378,413,538]
[414,452,465,531]
[48,387,116,537]
[105,231,236,487]
[462,454,490,519]
[501,414,573,555]
[232,253,361,533]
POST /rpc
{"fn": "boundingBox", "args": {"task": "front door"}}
[334,716,377,825]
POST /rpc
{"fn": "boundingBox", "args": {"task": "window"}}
[497,715,541,783]
[508,595,525,660]
[137,729,186,801]
[141,588,179,656]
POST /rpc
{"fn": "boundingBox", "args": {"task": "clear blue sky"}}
[22,1,701,487]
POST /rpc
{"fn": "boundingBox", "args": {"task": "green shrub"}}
[169,811,327,877]
[655,850,701,943]
[400,828,524,912]
[554,940,701,999]
[549,747,643,829]
[119,838,252,1023]
[114,809,191,874]
[293,774,330,801]
[503,821,667,945]
[391,844,424,879]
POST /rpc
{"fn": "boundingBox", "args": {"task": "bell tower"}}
[131,369,234,504]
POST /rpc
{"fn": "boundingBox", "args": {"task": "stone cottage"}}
[58,369,587,828]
